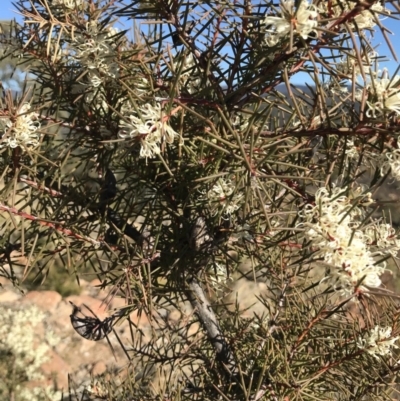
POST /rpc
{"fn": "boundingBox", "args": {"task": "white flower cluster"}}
[0,305,61,401]
[263,0,388,47]
[300,187,400,296]
[0,103,41,150]
[262,0,318,47]
[178,54,202,94]
[323,52,378,97]
[364,71,400,117]
[206,178,243,215]
[365,222,400,256]
[71,21,119,87]
[52,0,83,9]
[0,305,50,380]
[322,80,349,96]
[380,149,400,181]
[18,386,62,401]
[119,103,178,158]
[208,262,232,291]
[231,113,250,131]
[344,138,359,161]
[324,0,388,30]
[337,51,378,79]
[357,326,399,359]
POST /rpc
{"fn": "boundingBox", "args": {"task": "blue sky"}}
[2,0,400,82]
[2,2,15,21]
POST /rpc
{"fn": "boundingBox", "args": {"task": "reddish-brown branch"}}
[19,177,63,197]
[290,311,326,359]
[314,349,364,376]
[0,202,101,246]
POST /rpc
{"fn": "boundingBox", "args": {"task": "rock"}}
[0,287,151,396]
[41,349,71,389]
[92,360,107,376]
[66,294,111,320]
[0,290,22,303]
[224,278,272,319]
[49,300,74,331]
[110,296,126,309]
[0,276,14,287]
[21,290,62,312]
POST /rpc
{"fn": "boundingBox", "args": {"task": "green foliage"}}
[23,265,82,296]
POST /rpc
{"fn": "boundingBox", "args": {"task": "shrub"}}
[1,0,400,399]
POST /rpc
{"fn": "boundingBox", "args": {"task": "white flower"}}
[0,103,41,150]
[355,89,364,102]
[365,70,400,117]
[323,81,349,96]
[88,72,104,87]
[208,263,232,290]
[365,222,400,256]
[231,113,250,131]
[118,103,178,159]
[385,92,400,115]
[73,22,116,56]
[354,1,387,30]
[344,138,359,160]
[336,51,378,79]
[177,54,202,94]
[357,326,399,359]
[262,0,318,47]
[325,0,389,30]
[300,186,388,296]
[135,77,150,94]
[70,22,119,87]
[206,178,243,215]
[380,149,400,180]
